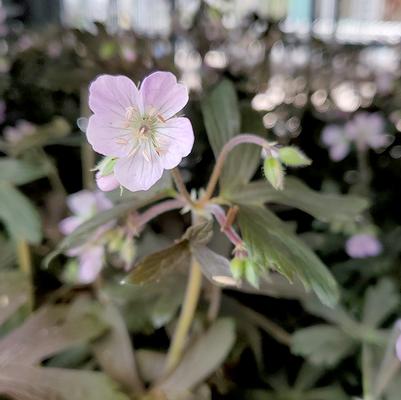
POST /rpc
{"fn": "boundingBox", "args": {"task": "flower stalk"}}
[201,134,273,203]
[163,258,203,375]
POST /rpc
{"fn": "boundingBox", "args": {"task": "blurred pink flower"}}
[322,112,388,161]
[59,190,113,283]
[321,125,350,161]
[345,233,382,259]
[86,71,194,192]
[3,120,35,143]
[345,112,388,151]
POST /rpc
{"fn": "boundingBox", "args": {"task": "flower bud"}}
[278,146,312,167]
[96,171,120,192]
[230,257,246,280]
[263,156,284,190]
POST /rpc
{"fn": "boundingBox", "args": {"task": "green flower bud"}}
[120,236,137,268]
[244,260,260,288]
[263,156,284,190]
[230,257,246,280]
[278,146,312,167]
[95,156,117,176]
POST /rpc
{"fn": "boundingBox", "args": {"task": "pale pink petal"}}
[140,71,189,119]
[114,149,163,192]
[89,74,142,118]
[157,117,194,169]
[94,191,113,210]
[86,115,132,157]
[77,246,104,283]
[59,216,82,235]
[96,171,120,192]
[345,234,382,259]
[330,142,350,161]
[67,190,97,216]
[322,125,343,146]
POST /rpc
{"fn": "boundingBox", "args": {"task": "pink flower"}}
[96,171,120,192]
[345,112,388,151]
[322,113,389,162]
[3,120,35,144]
[345,233,382,259]
[321,125,350,161]
[59,190,113,283]
[86,71,194,192]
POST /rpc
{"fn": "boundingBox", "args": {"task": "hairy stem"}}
[137,198,184,228]
[171,168,193,205]
[201,134,272,203]
[163,259,203,375]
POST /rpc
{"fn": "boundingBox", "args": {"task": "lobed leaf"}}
[92,304,143,394]
[0,158,50,185]
[0,364,128,400]
[0,271,30,327]
[238,205,339,306]
[227,177,368,224]
[0,182,42,244]
[201,80,263,194]
[0,301,108,365]
[125,240,190,284]
[159,318,236,396]
[291,325,355,367]
[362,278,399,328]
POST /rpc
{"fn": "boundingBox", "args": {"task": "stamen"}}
[115,137,129,145]
[157,114,166,123]
[125,106,138,120]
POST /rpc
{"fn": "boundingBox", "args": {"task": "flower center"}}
[121,106,167,159]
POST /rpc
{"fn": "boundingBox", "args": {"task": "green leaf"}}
[278,146,312,167]
[108,275,186,333]
[0,301,108,365]
[201,81,263,193]
[227,177,368,224]
[291,325,355,367]
[192,245,308,299]
[0,182,42,244]
[238,205,339,306]
[0,271,30,327]
[159,318,236,396]
[201,80,240,159]
[125,240,190,284]
[263,157,285,190]
[92,304,143,394]
[0,158,50,185]
[362,278,399,328]
[0,364,129,400]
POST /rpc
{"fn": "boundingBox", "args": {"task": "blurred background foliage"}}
[1,0,401,399]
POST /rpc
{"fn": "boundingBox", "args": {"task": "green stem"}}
[17,240,33,311]
[362,343,375,400]
[163,259,203,375]
[80,86,95,189]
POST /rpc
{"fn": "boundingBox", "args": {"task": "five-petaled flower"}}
[59,190,114,283]
[86,71,194,192]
